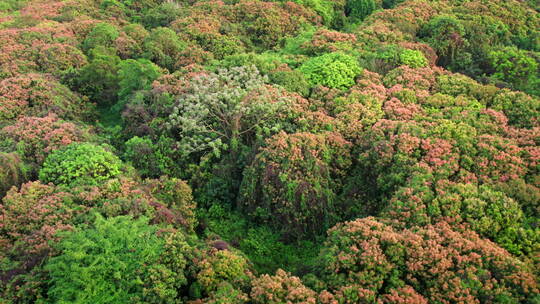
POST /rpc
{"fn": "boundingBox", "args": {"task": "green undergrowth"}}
[198,203,322,275]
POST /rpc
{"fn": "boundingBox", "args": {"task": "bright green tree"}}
[298,52,361,89]
[489,47,538,93]
[45,214,189,304]
[39,143,122,187]
[399,49,428,68]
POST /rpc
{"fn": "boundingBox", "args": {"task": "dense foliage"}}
[239,131,352,239]
[39,143,122,187]
[299,52,362,89]
[46,215,174,303]
[319,218,538,303]
[0,0,538,302]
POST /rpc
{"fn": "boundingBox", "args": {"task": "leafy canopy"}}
[45,215,169,304]
[299,52,362,89]
[39,143,122,187]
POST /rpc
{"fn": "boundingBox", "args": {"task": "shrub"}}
[39,143,122,187]
[299,52,362,89]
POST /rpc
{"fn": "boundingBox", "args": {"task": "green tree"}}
[124,136,176,178]
[74,47,121,105]
[345,0,376,22]
[118,58,162,102]
[489,47,539,93]
[269,68,310,96]
[203,282,249,304]
[298,52,361,89]
[491,90,540,128]
[426,183,538,256]
[292,0,344,27]
[238,132,352,239]
[382,0,405,9]
[399,49,428,68]
[143,2,183,28]
[82,23,120,53]
[0,152,27,196]
[420,15,468,68]
[39,143,122,187]
[143,27,186,71]
[167,65,286,159]
[45,214,189,304]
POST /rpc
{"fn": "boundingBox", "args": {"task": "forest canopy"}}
[0,0,539,303]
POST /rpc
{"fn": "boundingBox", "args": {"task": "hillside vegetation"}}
[0,0,539,303]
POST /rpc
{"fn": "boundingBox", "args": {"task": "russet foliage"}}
[0,0,538,302]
